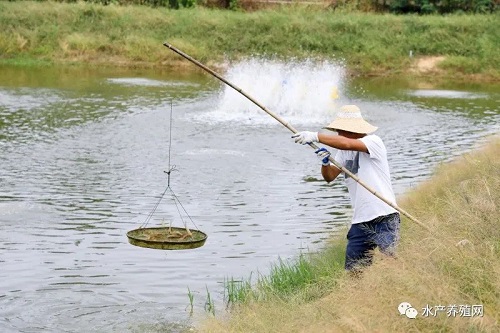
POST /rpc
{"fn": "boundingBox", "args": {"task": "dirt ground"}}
[411,56,446,74]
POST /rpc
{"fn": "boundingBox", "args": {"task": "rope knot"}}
[164,165,177,175]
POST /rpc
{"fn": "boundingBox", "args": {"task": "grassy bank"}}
[0,1,499,81]
[201,136,500,332]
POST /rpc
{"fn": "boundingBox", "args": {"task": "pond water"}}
[0,61,498,333]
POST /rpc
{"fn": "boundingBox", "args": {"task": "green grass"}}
[224,237,346,306]
[0,1,499,80]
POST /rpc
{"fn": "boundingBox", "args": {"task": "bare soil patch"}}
[411,56,446,74]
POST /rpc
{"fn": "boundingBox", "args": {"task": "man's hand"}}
[315,148,331,166]
[292,131,319,145]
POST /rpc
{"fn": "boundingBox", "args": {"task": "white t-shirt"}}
[334,134,397,224]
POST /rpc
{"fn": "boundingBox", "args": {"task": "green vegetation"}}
[187,287,195,315]
[0,1,499,81]
[204,286,216,316]
[201,136,500,332]
[8,0,498,14]
[224,241,346,305]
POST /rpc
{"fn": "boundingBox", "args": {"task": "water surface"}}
[0,62,498,332]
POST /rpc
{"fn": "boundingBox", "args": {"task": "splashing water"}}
[200,58,346,126]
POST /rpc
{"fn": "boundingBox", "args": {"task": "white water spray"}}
[200,58,347,126]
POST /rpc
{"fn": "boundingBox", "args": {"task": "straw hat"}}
[323,105,378,134]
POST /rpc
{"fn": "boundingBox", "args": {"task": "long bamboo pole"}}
[163,42,429,231]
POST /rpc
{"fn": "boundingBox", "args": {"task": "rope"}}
[166,100,175,187]
[140,102,198,231]
[140,185,169,228]
[169,188,200,231]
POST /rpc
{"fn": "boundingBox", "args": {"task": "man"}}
[292,105,400,272]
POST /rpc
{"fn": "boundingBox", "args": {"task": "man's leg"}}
[345,222,376,271]
[373,213,401,256]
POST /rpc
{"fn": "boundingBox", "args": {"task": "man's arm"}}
[318,133,369,153]
[321,164,342,183]
[291,131,368,183]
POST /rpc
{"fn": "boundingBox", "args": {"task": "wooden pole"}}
[163,42,429,231]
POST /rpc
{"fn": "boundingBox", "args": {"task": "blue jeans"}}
[345,213,400,271]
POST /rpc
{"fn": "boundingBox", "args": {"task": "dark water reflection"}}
[0,64,498,332]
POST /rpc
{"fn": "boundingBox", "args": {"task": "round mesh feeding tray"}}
[127,227,207,250]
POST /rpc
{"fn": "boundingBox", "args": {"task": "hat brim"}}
[323,118,378,134]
